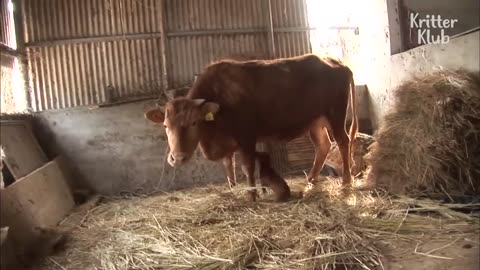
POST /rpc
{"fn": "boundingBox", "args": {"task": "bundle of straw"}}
[366,70,480,195]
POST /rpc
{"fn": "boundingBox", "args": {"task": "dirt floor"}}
[381,236,479,270]
[30,177,480,270]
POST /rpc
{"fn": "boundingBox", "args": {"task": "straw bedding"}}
[366,70,480,195]
[38,178,479,270]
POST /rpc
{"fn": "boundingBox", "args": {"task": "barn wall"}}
[33,100,225,194]
[24,0,167,111]
[360,0,480,129]
[1,54,17,113]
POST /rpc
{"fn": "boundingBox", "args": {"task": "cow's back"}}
[188,54,352,141]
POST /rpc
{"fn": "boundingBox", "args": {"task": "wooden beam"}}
[0,43,23,58]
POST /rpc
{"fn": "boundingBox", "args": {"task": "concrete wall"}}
[358,0,392,129]
[372,31,479,127]
[33,100,225,195]
[359,0,480,129]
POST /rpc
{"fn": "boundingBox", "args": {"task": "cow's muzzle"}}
[167,152,188,167]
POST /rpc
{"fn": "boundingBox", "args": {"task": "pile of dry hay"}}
[366,70,480,195]
[39,179,478,270]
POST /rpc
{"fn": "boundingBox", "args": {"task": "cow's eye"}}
[192,121,197,126]
[163,124,167,129]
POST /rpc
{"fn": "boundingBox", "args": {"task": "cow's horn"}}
[193,99,205,106]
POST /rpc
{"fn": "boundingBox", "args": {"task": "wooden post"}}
[12,0,31,111]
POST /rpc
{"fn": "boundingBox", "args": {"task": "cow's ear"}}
[201,102,220,121]
[144,108,165,124]
[202,102,219,114]
[192,99,206,106]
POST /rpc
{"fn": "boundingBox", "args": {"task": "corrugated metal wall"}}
[167,34,269,88]
[24,0,165,111]
[27,39,164,110]
[166,0,267,88]
[272,0,310,58]
[0,0,15,48]
[23,0,311,111]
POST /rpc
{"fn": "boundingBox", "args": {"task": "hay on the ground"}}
[366,70,480,195]
[38,179,479,270]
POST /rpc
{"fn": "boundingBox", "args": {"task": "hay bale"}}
[366,70,480,195]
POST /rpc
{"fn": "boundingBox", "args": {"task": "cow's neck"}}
[197,121,237,161]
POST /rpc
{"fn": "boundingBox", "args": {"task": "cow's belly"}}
[257,122,313,142]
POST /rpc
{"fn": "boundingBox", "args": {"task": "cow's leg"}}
[222,152,236,189]
[257,152,291,202]
[331,125,353,187]
[255,152,269,195]
[307,117,332,184]
[238,145,257,202]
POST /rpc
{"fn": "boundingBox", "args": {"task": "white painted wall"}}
[358,0,479,129]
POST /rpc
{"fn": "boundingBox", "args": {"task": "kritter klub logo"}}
[410,13,459,45]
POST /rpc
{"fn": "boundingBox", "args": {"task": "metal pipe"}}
[159,0,169,91]
[267,0,276,58]
[25,32,164,48]
[26,27,360,48]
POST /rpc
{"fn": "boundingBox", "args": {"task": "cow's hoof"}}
[275,189,291,202]
[341,183,355,195]
[247,190,258,202]
[302,182,315,197]
[261,187,268,195]
[306,176,320,186]
[276,195,290,202]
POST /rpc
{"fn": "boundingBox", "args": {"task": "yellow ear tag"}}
[205,112,215,121]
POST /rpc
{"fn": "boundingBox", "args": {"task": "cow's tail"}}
[349,72,358,161]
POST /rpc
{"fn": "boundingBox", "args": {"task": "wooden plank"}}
[0,158,74,245]
[0,120,48,179]
[286,135,314,170]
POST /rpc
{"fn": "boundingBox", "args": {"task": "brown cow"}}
[145,54,358,202]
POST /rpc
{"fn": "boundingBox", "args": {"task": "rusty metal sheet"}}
[28,38,164,111]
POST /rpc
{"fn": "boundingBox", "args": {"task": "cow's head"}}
[145,98,219,167]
